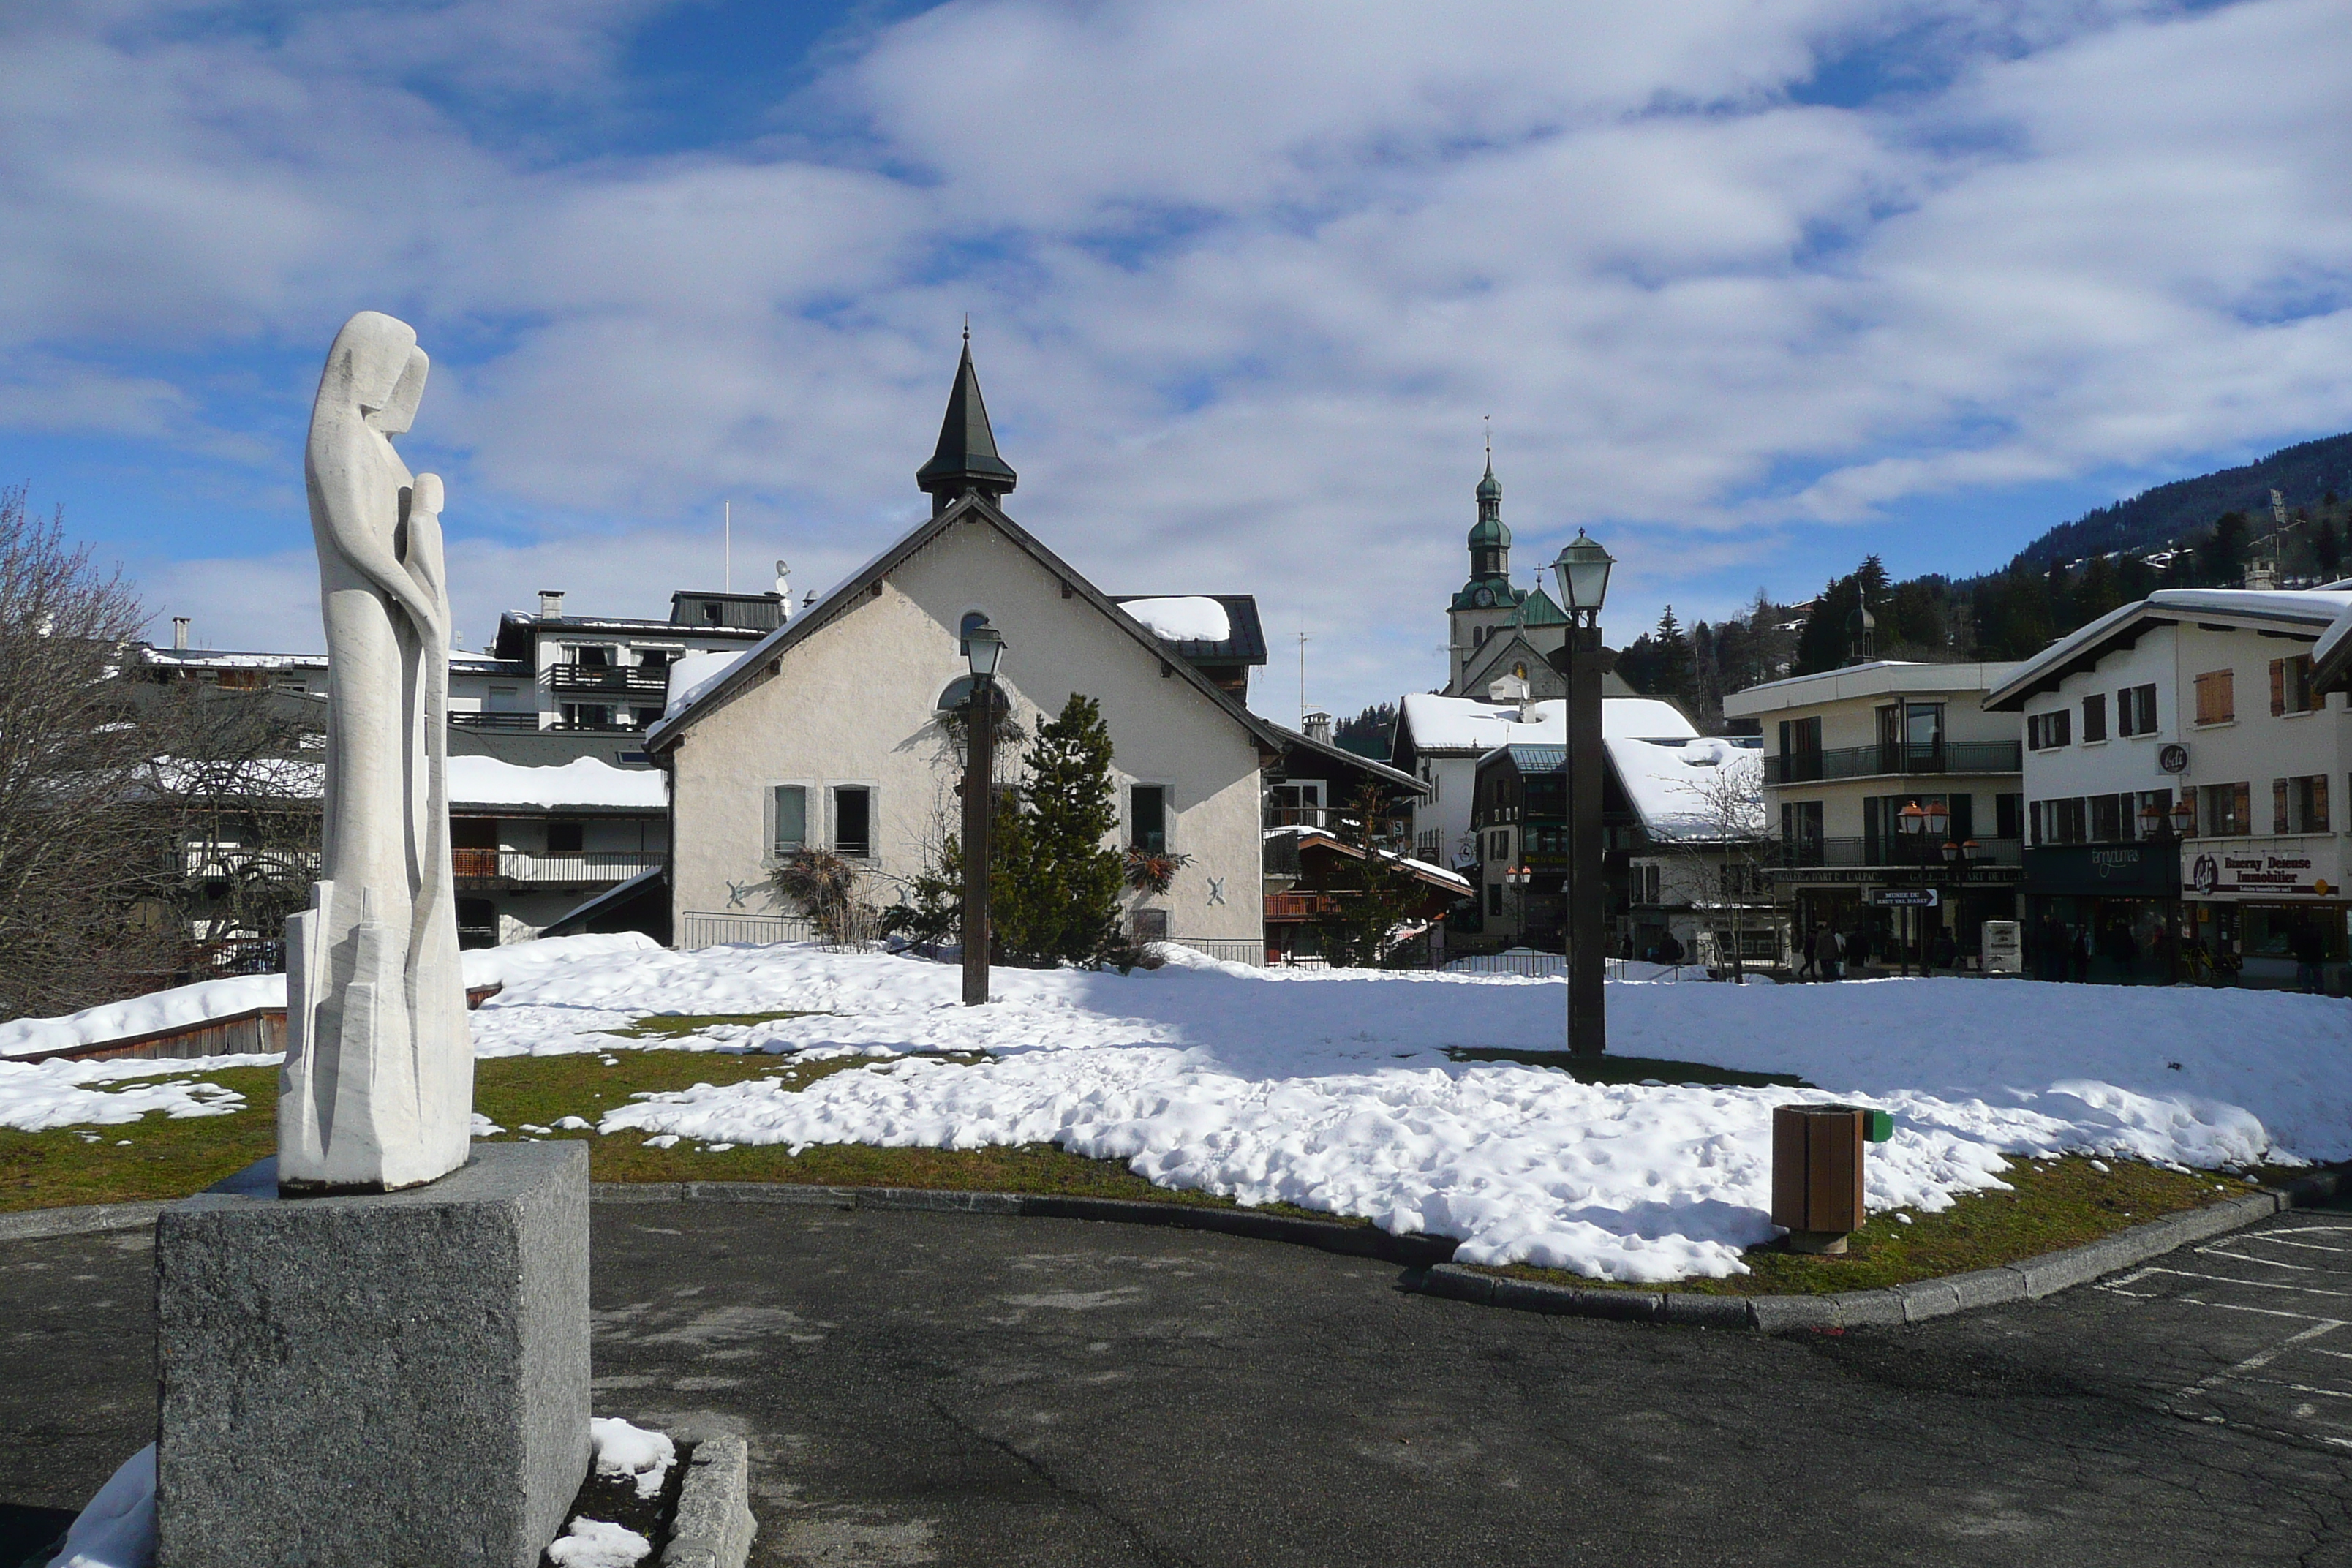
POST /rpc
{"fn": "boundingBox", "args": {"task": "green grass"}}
[1444,1049,1810,1089]
[1469,1155,2282,1296]
[0,1049,1352,1224]
[0,1055,2268,1286]
[597,1011,823,1041]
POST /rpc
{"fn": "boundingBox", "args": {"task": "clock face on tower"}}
[1472,588,1493,608]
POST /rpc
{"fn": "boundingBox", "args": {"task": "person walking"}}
[1813,924,1843,981]
[2291,919,2327,994]
[1796,926,1818,981]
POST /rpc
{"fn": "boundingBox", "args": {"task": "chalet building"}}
[650,341,1284,957]
[1614,736,1784,967]
[1724,661,2024,968]
[1260,827,1469,965]
[1392,690,1690,871]
[1988,587,2352,988]
[1463,727,1775,962]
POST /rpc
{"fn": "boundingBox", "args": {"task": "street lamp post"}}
[1549,529,1614,1057]
[962,624,1006,1007]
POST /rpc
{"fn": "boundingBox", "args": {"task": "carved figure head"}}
[318,311,431,436]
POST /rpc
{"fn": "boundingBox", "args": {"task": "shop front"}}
[2182,839,2350,991]
[2023,840,2182,984]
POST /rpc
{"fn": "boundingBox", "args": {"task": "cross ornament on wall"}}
[1206,876,1226,906]
[725,879,758,909]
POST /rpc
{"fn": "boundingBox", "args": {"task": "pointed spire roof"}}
[916,328,1018,507]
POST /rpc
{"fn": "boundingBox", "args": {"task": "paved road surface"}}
[7,1202,2352,1567]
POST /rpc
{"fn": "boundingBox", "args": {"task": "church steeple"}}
[1468,446,1508,576]
[1453,436,1515,608]
[916,326,1019,515]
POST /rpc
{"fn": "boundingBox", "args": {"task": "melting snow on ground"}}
[8,936,2348,1282]
[471,940,2350,1281]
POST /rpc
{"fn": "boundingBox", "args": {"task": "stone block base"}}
[155,1141,590,1568]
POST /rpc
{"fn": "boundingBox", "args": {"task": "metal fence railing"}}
[678,908,889,951]
[679,911,821,949]
[1164,938,1269,966]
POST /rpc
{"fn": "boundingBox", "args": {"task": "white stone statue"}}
[279,311,472,1193]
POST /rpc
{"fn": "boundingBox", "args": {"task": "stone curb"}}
[661,1431,756,1568]
[1406,1177,2342,1332]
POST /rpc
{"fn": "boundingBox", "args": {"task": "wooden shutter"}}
[2315,774,2331,833]
[2272,659,2287,717]
[2274,779,2291,834]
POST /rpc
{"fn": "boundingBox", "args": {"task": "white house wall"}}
[666,516,1265,943]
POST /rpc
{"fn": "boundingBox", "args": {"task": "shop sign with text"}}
[2183,841,2345,900]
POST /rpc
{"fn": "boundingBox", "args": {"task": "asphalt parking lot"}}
[8,1200,2352,1567]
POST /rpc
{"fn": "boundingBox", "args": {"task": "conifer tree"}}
[994,693,1127,966]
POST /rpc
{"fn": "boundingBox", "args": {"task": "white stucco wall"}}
[666,516,1266,944]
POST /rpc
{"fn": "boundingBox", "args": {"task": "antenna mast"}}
[1297,630,1308,726]
[724,500,732,592]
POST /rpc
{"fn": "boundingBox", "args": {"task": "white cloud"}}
[8,0,2352,717]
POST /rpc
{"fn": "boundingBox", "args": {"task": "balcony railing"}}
[1765,836,2024,870]
[1765,739,2021,785]
[451,711,540,731]
[452,848,664,883]
[549,665,670,698]
[182,846,320,881]
[1265,891,1342,920]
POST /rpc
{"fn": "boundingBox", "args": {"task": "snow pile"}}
[48,1444,154,1568]
[0,975,282,1060]
[464,942,2351,1281]
[546,1518,651,1568]
[1120,596,1230,643]
[446,755,666,810]
[589,1417,676,1500]
[0,933,661,1060]
[0,1055,260,1133]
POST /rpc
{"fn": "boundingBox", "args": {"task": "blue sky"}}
[5,0,2351,720]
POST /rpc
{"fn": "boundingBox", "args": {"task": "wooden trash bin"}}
[1771,1104,1891,1254]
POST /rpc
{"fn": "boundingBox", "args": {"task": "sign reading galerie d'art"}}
[2185,844,2344,900]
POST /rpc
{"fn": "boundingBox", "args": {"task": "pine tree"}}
[1650,606,1695,709]
[992,693,1127,967]
[2318,519,2343,578]
[888,692,1130,968]
[2202,511,2249,586]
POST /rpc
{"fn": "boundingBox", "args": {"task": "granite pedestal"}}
[154,1141,590,1568]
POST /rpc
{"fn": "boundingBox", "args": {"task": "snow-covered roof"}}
[1120,596,1230,643]
[140,647,328,671]
[446,755,667,812]
[1397,693,1697,755]
[1724,660,2019,718]
[2316,600,2352,692]
[665,649,751,717]
[1988,587,2352,710]
[1262,825,1471,890]
[1605,736,1765,843]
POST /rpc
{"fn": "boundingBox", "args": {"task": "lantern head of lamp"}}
[965,622,1006,680]
[2171,796,2196,834]
[1896,801,1928,836]
[1550,531,1615,622]
[1940,838,1961,865]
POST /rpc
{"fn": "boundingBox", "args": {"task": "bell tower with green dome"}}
[1444,442,1576,696]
